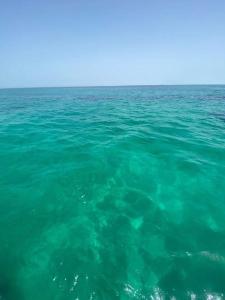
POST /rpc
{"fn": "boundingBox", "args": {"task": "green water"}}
[0,86,225,300]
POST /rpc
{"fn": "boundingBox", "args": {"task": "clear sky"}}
[0,0,225,88]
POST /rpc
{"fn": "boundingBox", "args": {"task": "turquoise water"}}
[0,86,225,300]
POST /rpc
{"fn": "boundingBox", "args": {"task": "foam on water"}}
[0,86,225,299]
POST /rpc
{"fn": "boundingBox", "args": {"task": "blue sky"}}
[0,0,225,88]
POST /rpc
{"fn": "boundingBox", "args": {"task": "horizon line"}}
[1,83,225,90]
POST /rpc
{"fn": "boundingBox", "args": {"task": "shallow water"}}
[0,85,225,299]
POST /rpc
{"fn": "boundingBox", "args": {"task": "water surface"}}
[0,86,225,299]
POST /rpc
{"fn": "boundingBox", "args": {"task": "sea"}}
[0,85,225,300]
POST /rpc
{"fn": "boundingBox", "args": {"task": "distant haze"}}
[1,0,225,88]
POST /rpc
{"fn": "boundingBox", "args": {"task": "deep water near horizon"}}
[0,85,225,300]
